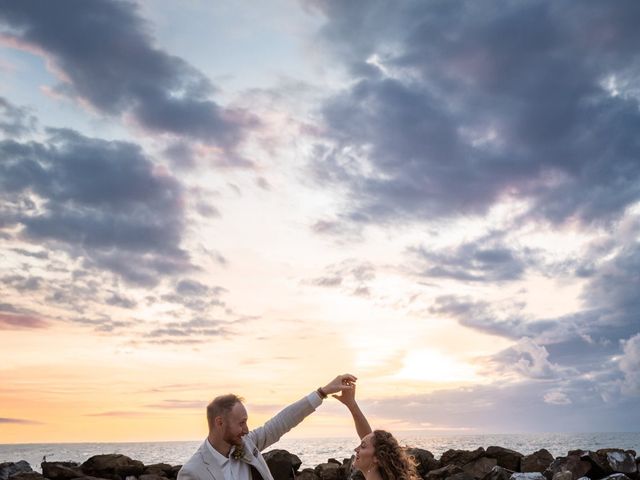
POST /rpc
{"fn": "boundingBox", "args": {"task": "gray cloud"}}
[360,376,639,434]
[0,417,41,424]
[619,333,640,395]
[144,317,230,340]
[0,96,36,138]
[307,259,376,296]
[0,127,190,285]
[0,0,257,163]
[161,279,226,311]
[0,302,48,329]
[308,0,640,226]
[410,238,532,282]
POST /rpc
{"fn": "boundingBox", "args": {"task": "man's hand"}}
[321,373,357,395]
[332,379,356,407]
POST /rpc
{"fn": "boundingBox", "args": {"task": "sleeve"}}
[247,391,323,451]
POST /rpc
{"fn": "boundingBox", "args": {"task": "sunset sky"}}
[1,0,640,444]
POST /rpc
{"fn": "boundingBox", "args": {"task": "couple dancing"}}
[178,374,418,480]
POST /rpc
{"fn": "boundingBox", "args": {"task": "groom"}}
[177,374,357,480]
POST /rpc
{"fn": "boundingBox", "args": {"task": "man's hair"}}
[207,393,244,429]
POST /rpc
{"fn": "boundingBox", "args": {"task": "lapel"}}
[198,441,225,480]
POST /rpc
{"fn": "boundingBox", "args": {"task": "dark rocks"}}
[544,455,591,480]
[464,458,498,479]
[426,464,464,480]
[139,475,167,480]
[41,462,82,480]
[80,454,144,480]
[486,447,524,472]
[482,466,514,480]
[296,469,320,480]
[598,450,637,476]
[314,463,341,480]
[522,451,555,473]
[600,475,631,480]
[447,472,476,480]
[568,451,610,479]
[442,449,487,468]
[1,461,33,480]
[407,448,440,477]
[264,450,303,480]
[7,473,45,480]
[142,464,173,478]
[511,474,546,480]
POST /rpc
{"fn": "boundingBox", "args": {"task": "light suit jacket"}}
[177,393,320,480]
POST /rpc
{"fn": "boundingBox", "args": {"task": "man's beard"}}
[223,430,243,446]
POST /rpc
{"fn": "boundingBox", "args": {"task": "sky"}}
[1,0,639,444]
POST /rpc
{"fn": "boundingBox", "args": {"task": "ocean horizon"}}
[2,432,639,473]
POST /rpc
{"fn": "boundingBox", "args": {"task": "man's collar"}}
[206,438,230,465]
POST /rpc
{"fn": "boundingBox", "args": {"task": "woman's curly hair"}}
[371,430,420,480]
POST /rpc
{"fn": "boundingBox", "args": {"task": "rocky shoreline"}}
[1,446,639,480]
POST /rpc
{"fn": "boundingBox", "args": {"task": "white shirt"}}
[206,440,250,480]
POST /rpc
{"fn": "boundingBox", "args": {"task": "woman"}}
[334,383,420,480]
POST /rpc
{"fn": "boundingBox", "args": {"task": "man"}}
[177,374,357,480]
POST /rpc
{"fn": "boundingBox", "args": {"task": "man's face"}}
[220,402,249,446]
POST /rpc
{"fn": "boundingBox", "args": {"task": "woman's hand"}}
[333,379,357,407]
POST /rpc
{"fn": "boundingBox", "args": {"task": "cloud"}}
[487,338,561,380]
[0,96,37,137]
[0,305,48,329]
[160,279,226,311]
[0,0,257,163]
[145,399,204,409]
[410,238,531,282]
[359,378,639,434]
[307,259,375,296]
[619,333,640,395]
[85,411,149,417]
[0,417,41,424]
[308,0,640,225]
[0,127,191,285]
[144,317,231,340]
[543,390,572,405]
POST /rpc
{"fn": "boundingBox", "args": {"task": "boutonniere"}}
[231,444,245,460]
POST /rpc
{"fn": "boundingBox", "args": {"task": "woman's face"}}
[353,433,377,473]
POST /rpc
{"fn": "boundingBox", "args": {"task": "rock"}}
[406,448,440,477]
[328,460,341,466]
[143,464,173,478]
[447,473,476,480]
[482,466,514,480]
[427,465,464,480]
[544,455,591,480]
[597,450,637,475]
[8,474,44,480]
[264,450,303,480]
[139,475,167,480]
[42,462,83,480]
[511,474,546,480]
[463,458,498,479]
[568,451,610,479]
[69,476,108,480]
[1,462,33,480]
[552,472,573,480]
[80,454,144,480]
[314,463,342,480]
[522,451,555,473]
[296,469,320,480]
[600,475,631,480]
[442,449,487,468]
[486,447,524,472]
[168,466,182,480]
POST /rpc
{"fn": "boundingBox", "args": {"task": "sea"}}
[2,433,639,473]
